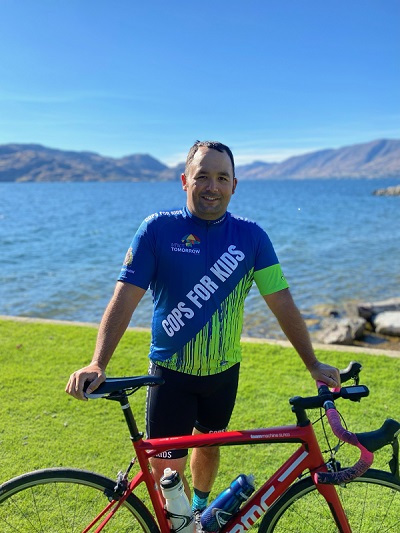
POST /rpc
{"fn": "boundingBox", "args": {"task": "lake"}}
[1,178,399,340]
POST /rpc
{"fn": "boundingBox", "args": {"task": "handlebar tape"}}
[314,407,374,485]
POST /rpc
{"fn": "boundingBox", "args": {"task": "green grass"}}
[1,317,399,503]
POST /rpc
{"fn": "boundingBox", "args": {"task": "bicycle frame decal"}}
[278,450,309,481]
[135,425,310,457]
[223,449,310,533]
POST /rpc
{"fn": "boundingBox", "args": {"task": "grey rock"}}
[317,317,366,345]
[358,298,400,320]
[372,311,400,336]
[373,185,400,196]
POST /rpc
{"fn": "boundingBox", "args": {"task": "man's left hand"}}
[308,361,340,388]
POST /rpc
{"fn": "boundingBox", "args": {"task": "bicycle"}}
[0,361,399,532]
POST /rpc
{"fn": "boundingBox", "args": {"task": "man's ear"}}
[232,178,238,194]
[181,173,188,191]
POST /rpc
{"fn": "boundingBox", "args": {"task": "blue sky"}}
[1,0,399,166]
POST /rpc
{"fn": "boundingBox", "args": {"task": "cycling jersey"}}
[118,206,289,376]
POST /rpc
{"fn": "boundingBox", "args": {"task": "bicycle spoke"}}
[259,471,400,533]
[5,488,43,533]
[0,470,158,533]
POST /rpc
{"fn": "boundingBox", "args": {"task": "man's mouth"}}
[202,195,219,201]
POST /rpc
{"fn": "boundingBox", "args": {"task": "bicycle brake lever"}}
[389,437,399,480]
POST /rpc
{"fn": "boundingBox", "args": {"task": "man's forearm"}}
[264,289,318,370]
[276,306,318,369]
[264,289,340,387]
[91,306,129,369]
[91,282,145,369]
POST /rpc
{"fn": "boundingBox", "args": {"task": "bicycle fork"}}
[314,481,352,533]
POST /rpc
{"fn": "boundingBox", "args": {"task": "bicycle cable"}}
[316,408,349,468]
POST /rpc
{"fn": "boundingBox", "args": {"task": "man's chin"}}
[199,201,223,215]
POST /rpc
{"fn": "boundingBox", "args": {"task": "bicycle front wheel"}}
[259,469,400,532]
[0,468,160,533]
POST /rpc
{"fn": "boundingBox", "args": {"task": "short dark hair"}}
[185,140,235,177]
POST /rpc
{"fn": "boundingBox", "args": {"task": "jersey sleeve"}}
[118,215,157,290]
[252,225,289,296]
[254,264,289,295]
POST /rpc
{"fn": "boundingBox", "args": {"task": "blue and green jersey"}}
[118,206,289,376]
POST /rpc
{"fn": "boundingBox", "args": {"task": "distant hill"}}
[237,139,400,179]
[0,139,399,182]
[0,144,168,182]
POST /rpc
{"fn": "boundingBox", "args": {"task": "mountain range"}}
[1,139,399,182]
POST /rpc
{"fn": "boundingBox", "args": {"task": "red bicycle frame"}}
[122,423,352,533]
[83,375,371,533]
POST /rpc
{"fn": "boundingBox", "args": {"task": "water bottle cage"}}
[165,510,194,532]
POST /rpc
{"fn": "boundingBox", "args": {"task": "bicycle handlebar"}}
[314,387,374,485]
[289,363,400,485]
[314,380,400,485]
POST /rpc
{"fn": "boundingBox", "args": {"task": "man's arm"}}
[263,288,340,387]
[65,281,146,400]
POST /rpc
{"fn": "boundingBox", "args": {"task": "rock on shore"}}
[372,312,400,336]
[373,185,400,196]
[316,297,400,346]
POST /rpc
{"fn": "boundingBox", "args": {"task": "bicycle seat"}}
[84,376,164,399]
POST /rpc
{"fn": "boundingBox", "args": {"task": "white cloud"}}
[162,146,320,167]
[162,152,188,167]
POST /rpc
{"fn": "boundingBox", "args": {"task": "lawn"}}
[1,317,399,500]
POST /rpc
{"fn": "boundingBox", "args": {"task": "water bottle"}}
[200,474,255,532]
[160,468,194,533]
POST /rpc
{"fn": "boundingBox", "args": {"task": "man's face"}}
[181,147,237,220]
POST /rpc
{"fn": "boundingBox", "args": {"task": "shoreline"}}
[2,314,399,359]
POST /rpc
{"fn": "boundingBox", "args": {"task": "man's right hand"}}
[65,363,106,401]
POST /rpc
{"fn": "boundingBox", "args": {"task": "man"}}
[66,140,339,520]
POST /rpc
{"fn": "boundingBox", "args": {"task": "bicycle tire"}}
[258,468,400,533]
[0,467,160,533]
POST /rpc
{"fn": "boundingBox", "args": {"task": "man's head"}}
[182,140,237,221]
[184,140,235,177]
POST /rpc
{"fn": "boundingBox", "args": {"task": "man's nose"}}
[206,177,219,191]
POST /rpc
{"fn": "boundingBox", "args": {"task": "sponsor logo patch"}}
[123,247,133,266]
[171,234,201,254]
[181,234,201,247]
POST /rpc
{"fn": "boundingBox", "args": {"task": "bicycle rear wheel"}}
[0,468,160,533]
[258,469,400,532]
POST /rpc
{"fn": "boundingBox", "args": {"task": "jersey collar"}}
[183,206,229,227]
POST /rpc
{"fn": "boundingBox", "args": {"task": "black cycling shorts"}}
[146,362,240,459]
